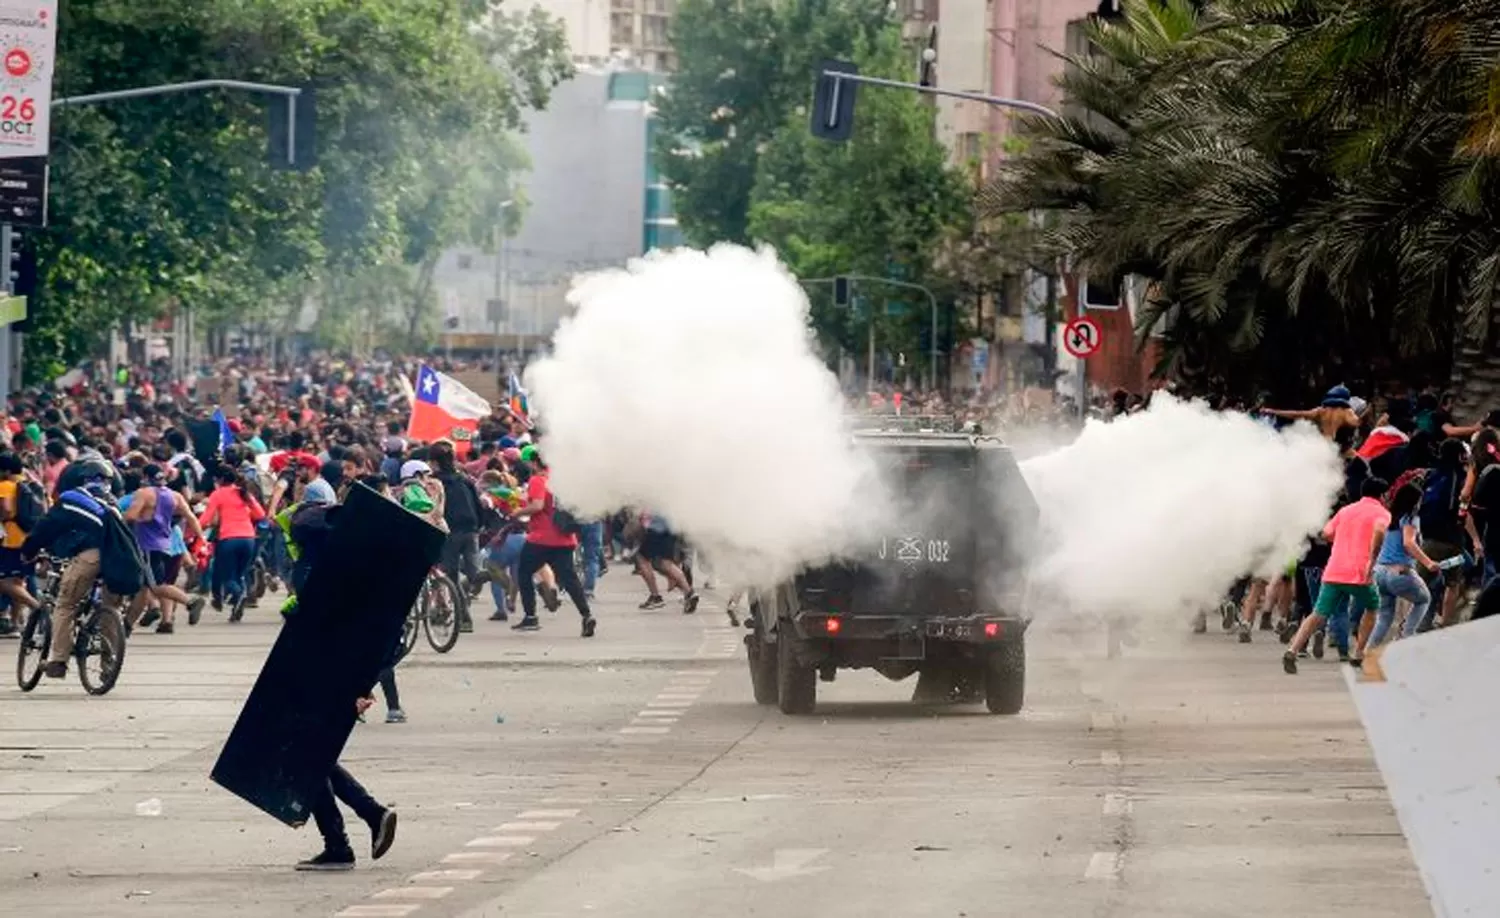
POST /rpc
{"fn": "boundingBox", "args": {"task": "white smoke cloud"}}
[1018,395,1343,623]
[524,245,886,586]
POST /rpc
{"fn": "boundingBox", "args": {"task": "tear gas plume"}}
[1018,395,1343,624]
[525,244,886,585]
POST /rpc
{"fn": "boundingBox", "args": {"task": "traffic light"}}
[810,59,859,142]
[4,226,34,330]
[918,23,938,88]
[268,87,317,171]
[833,276,851,307]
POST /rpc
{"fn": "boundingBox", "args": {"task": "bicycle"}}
[16,556,129,696]
[398,567,463,657]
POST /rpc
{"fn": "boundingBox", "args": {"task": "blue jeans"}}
[580,522,604,594]
[485,534,527,616]
[212,537,256,604]
[1372,565,1431,646]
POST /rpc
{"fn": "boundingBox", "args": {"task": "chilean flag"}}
[407,365,492,457]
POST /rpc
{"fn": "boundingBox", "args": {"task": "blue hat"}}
[498,436,518,449]
[1321,385,1351,409]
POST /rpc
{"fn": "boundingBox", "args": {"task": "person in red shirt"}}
[511,452,595,636]
[199,465,267,621]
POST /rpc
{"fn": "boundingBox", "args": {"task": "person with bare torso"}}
[1261,385,1365,440]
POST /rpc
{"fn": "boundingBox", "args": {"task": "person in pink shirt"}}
[199,465,267,621]
[1284,476,1391,674]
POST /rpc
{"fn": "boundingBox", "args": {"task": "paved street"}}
[2,581,1429,918]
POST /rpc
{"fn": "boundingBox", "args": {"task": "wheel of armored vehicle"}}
[746,616,779,705]
[984,638,1026,715]
[776,631,817,715]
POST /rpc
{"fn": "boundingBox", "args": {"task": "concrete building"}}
[434,65,682,351]
[516,0,676,71]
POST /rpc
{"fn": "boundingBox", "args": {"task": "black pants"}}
[518,542,592,621]
[440,531,479,583]
[378,667,400,711]
[311,764,382,853]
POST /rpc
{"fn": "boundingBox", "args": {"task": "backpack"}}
[14,479,44,532]
[101,509,151,595]
[400,482,435,515]
[548,493,584,537]
[1420,468,1462,539]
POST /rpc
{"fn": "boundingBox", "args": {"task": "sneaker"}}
[1259,611,1274,631]
[1337,648,1350,663]
[540,584,561,613]
[43,660,67,679]
[1348,656,1364,668]
[187,596,206,626]
[370,809,398,860]
[458,614,474,634]
[385,709,407,724]
[1311,630,1325,660]
[488,611,509,622]
[228,595,247,623]
[1237,622,1252,644]
[581,615,597,638]
[155,621,175,635]
[211,596,224,612]
[682,592,700,615]
[295,848,355,872]
[640,595,665,610]
[1282,651,1298,675]
[511,617,541,631]
[138,608,161,629]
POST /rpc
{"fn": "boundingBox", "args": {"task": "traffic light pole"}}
[803,274,941,392]
[54,79,307,167]
[818,71,1061,120]
[0,224,14,393]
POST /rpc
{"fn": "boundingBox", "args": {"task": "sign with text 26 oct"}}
[0,4,54,158]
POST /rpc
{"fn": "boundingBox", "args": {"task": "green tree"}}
[28,0,569,380]
[655,0,890,246]
[747,29,969,376]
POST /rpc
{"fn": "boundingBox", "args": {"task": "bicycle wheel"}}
[249,561,267,602]
[423,574,462,654]
[77,606,127,696]
[399,598,421,661]
[16,607,50,692]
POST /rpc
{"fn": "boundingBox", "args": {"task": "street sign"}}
[1063,316,1102,359]
[0,2,55,227]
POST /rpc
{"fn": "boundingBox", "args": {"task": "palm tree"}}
[978,0,1490,401]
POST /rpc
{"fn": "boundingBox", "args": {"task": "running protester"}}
[510,451,595,636]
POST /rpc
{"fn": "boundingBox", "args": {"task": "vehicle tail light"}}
[984,621,1001,638]
[825,617,842,635]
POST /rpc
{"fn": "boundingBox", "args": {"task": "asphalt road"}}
[1,579,1430,918]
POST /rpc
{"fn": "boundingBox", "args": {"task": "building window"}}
[642,13,669,49]
[611,12,634,47]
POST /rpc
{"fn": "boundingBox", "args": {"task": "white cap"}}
[400,460,431,479]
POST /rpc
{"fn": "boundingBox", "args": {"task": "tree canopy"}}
[28,0,570,379]
[980,0,1500,405]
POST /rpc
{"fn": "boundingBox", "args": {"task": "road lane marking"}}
[655,693,700,701]
[673,669,718,676]
[1085,851,1122,880]
[620,726,671,735]
[335,906,421,917]
[442,852,513,864]
[518,809,579,819]
[493,821,561,832]
[1080,682,1103,698]
[373,887,453,900]
[465,836,535,847]
[646,700,694,708]
[635,710,680,718]
[409,869,483,882]
[1102,794,1132,816]
[1100,751,1122,766]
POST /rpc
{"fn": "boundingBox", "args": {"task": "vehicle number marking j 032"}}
[877,537,949,564]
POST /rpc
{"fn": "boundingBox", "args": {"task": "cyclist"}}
[20,471,114,680]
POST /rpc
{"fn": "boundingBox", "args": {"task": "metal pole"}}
[820,71,1060,119]
[0,224,12,394]
[927,290,938,393]
[53,79,302,108]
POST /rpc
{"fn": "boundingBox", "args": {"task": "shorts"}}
[640,530,678,563]
[1422,539,1463,563]
[149,551,183,587]
[1313,581,1379,617]
[0,546,26,579]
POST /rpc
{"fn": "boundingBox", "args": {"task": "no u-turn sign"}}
[1063,316,1102,359]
